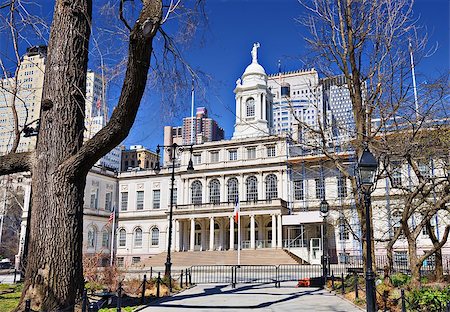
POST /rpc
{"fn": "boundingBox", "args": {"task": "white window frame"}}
[136,191,144,210]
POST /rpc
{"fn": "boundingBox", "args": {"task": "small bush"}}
[390,273,411,287]
[407,286,450,312]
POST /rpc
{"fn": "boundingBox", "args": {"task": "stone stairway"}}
[141,249,301,268]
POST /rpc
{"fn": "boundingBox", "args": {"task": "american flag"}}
[108,211,114,224]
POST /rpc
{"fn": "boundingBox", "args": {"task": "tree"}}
[296,0,447,272]
[0,0,203,310]
[379,125,450,284]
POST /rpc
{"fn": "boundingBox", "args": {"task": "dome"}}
[242,61,266,78]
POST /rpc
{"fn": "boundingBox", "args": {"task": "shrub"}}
[390,273,410,287]
[407,286,450,312]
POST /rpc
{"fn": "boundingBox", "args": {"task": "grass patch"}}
[0,283,22,312]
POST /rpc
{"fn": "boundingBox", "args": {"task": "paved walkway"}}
[140,283,362,312]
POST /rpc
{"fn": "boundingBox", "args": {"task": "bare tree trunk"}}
[407,237,421,286]
[427,220,444,282]
[15,1,92,310]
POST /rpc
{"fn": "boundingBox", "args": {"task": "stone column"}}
[277,214,282,248]
[271,214,277,249]
[190,218,195,251]
[174,219,179,251]
[221,176,226,202]
[209,217,215,251]
[229,216,235,250]
[219,218,224,250]
[250,215,255,249]
[259,172,264,201]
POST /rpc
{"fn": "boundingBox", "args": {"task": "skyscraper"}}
[0,46,121,170]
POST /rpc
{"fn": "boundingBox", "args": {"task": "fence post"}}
[82,289,88,312]
[25,299,31,312]
[141,274,147,305]
[117,282,122,312]
[275,266,279,288]
[180,270,184,288]
[341,273,345,295]
[150,267,153,279]
[189,268,192,286]
[354,273,358,299]
[331,271,335,290]
[231,266,235,288]
[401,289,406,312]
[156,272,161,298]
[13,269,17,283]
[185,269,188,287]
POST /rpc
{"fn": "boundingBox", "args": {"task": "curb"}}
[134,284,196,311]
[326,288,365,311]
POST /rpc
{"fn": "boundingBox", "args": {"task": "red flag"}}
[96,98,101,110]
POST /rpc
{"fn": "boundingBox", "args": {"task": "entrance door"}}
[310,238,322,261]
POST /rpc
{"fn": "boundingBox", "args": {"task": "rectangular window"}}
[210,151,219,163]
[267,146,276,157]
[392,162,402,187]
[229,149,237,161]
[136,191,144,210]
[169,188,177,206]
[294,180,304,200]
[394,251,408,267]
[418,162,430,179]
[153,190,161,209]
[90,188,98,209]
[120,192,128,211]
[247,147,256,159]
[117,257,124,267]
[337,177,347,198]
[193,153,202,165]
[102,232,110,248]
[339,225,349,240]
[132,257,141,265]
[315,177,325,199]
[339,253,350,264]
[105,192,112,211]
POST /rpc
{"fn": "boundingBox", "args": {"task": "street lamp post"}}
[357,146,378,312]
[154,143,194,290]
[320,199,329,284]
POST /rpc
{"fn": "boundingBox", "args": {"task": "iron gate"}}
[190,264,323,286]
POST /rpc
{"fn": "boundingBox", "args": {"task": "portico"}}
[173,211,285,252]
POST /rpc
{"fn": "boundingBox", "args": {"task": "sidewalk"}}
[139,282,362,312]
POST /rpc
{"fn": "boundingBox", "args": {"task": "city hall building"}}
[15,44,449,269]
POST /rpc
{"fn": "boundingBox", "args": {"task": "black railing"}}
[190,264,323,287]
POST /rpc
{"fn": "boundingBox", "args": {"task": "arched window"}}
[227,178,239,203]
[265,174,278,200]
[209,179,220,204]
[87,227,96,248]
[134,227,143,248]
[151,227,159,246]
[246,97,255,117]
[191,180,202,205]
[101,229,110,248]
[119,229,126,247]
[246,176,258,202]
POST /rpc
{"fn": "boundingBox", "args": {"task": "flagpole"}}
[237,199,241,266]
[110,204,116,266]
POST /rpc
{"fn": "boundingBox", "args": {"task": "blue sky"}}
[127,0,450,150]
[1,0,449,151]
